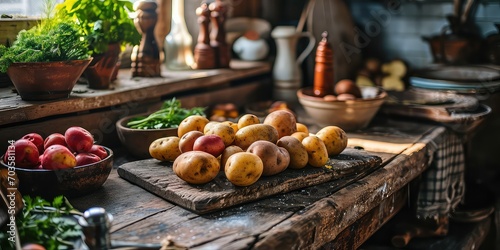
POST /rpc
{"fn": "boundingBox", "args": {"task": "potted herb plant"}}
[0,7,91,101]
[56,0,141,89]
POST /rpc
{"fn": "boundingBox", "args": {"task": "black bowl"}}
[1,147,113,199]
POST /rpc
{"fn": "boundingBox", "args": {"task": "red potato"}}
[65,126,94,153]
[21,133,44,154]
[179,130,204,153]
[44,133,67,149]
[4,139,40,169]
[76,152,101,166]
[41,145,77,170]
[193,135,225,157]
[89,144,108,159]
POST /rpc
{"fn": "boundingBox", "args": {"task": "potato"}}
[316,126,348,156]
[203,121,220,134]
[296,123,309,134]
[222,121,239,133]
[204,123,235,146]
[193,135,226,157]
[178,115,209,138]
[225,152,263,186]
[247,140,290,176]
[277,136,308,169]
[263,110,297,138]
[220,145,244,171]
[149,136,182,162]
[233,124,279,150]
[302,135,329,168]
[291,132,309,142]
[237,114,260,129]
[179,130,204,153]
[173,151,220,184]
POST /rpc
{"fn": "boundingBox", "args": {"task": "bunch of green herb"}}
[0,196,82,250]
[0,1,90,73]
[127,98,206,129]
[55,0,141,55]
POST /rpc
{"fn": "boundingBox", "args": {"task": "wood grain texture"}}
[70,121,446,249]
[117,148,382,214]
[0,60,271,126]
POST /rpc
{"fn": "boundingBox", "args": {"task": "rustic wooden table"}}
[70,118,446,250]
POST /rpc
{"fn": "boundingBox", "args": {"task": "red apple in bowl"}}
[76,152,101,166]
[41,145,77,170]
[4,139,40,169]
[65,126,94,153]
[44,133,67,148]
[21,133,44,154]
[88,144,108,159]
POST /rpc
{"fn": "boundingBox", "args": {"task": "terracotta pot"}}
[423,32,482,64]
[7,59,91,101]
[84,43,122,89]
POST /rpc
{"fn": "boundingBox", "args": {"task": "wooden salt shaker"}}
[131,0,161,77]
[313,31,335,97]
[209,0,230,68]
[193,2,216,69]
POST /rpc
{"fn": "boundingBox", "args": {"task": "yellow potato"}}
[220,145,244,171]
[233,124,279,150]
[225,152,263,186]
[291,132,309,142]
[277,136,308,169]
[263,110,297,138]
[222,121,239,133]
[149,136,182,162]
[173,151,220,185]
[316,126,348,156]
[178,115,210,138]
[204,123,235,147]
[203,121,220,134]
[237,114,260,129]
[296,123,309,134]
[302,135,329,168]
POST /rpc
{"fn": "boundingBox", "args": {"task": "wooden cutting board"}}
[117,148,381,214]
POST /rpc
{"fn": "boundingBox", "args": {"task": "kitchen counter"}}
[70,118,447,249]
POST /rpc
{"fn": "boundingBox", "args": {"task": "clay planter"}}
[7,59,92,101]
[84,43,121,89]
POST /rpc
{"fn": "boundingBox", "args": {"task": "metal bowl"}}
[297,87,387,131]
[0,146,113,199]
[115,114,177,159]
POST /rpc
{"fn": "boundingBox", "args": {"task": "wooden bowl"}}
[7,59,91,101]
[115,114,178,159]
[0,146,113,199]
[297,87,387,131]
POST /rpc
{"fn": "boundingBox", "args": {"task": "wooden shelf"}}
[0,60,271,127]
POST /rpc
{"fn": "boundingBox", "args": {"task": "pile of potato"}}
[148,110,348,187]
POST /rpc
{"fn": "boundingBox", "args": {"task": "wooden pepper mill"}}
[131,0,161,77]
[209,0,230,68]
[193,2,216,69]
[313,31,335,97]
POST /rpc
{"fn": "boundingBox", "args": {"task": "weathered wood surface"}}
[0,60,270,126]
[117,148,382,214]
[70,120,445,249]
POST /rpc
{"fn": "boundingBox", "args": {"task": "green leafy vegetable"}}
[0,1,90,74]
[0,196,82,250]
[127,98,206,129]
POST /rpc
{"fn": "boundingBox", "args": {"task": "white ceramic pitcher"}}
[271,26,315,88]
